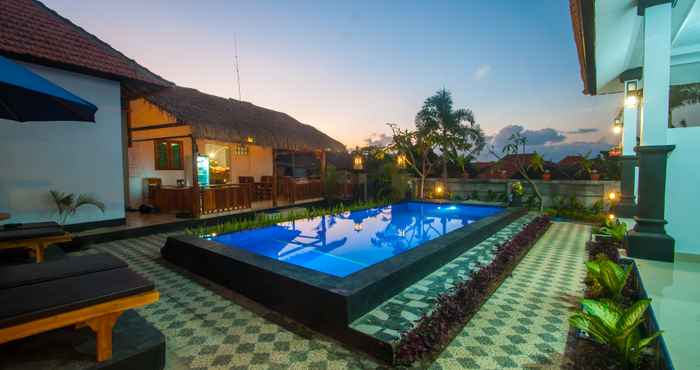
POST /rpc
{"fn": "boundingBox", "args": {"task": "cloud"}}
[479,125,612,162]
[490,125,566,151]
[566,128,599,134]
[364,132,392,147]
[473,64,492,81]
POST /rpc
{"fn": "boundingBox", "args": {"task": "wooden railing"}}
[284,178,322,202]
[199,184,252,215]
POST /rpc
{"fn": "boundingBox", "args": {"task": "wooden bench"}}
[0,256,159,362]
[0,222,72,263]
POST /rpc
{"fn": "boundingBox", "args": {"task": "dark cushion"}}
[0,227,65,242]
[0,268,155,329]
[0,254,127,290]
[2,222,61,231]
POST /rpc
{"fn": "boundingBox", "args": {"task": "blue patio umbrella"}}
[0,55,97,122]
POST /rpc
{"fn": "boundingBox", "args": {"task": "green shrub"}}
[470,190,479,201]
[599,218,627,243]
[585,255,632,301]
[569,298,662,368]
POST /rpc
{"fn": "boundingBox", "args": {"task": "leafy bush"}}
[569,299,662,368]
[486,189,497,201]
[395,216,551,365]
[599,218,627,243]
[470,190,479,201]
[544,195,607,223]
[585,255,632,301]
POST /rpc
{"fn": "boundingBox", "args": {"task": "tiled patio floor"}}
[77,221,590,369]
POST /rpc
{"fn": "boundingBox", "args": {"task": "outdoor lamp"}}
[435,183,444,196]
[396,154,407,169]
[608,213,616,221]
[246,136,255,144]
[624,80,641,108]
[353,150,364,171]
[608,191,617,201]
[613,119,622,135]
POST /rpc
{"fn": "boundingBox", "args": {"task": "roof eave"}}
[570,0,597,95]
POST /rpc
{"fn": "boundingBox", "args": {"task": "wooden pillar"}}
[272,149,278,207]
[190,135,201,218]
[320,150,327,197]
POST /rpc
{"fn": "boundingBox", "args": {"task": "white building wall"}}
[666,127,700,255]
[0,61,125,226]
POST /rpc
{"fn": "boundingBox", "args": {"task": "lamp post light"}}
[624,80,642,108]
[613,118,623,135]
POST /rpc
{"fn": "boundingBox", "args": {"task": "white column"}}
[622,103,639,155]
[640,2,672,146]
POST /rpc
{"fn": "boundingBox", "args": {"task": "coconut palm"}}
[415,89,484,193]
[49,190,105,225]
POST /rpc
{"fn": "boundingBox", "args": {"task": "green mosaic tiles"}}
[350,214,538,343]
[430,222,590,369]
[76,220,589,369]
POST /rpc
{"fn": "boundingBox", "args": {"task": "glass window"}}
[205,143,231,184]
[232,144,249,156]
[670,83,700,128]
[155,140,184,170]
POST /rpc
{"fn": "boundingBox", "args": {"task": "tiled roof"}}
[558,155,585,166]
[0,0,171,86]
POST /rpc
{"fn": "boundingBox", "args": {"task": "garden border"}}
[393,216,552,366]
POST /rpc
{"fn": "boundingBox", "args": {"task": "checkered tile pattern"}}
[350,214,538,343]
[430,222,589,369]
[76,221,589,369]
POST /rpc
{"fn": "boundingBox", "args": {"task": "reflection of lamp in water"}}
[353,222,363,232]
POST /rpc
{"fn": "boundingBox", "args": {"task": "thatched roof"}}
[143,86,346,152]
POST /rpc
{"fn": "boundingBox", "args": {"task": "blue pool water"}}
[211,202,503,278]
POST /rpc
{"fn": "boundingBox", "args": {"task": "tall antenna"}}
[233,34,242,101]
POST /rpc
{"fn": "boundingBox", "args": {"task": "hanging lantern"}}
[396,154,407,169]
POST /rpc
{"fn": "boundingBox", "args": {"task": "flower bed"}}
[563,238,673,370]
[394,215,552,366]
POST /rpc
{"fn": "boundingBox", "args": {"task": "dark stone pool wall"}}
[161,206,526,352]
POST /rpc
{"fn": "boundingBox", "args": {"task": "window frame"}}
[154,139,185,170]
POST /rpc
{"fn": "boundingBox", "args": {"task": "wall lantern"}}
[352,147,364,171]
[246,136,255,144]
[608,191,618,201]
[396,154,407,169]
[624,80,641,108]
[613,118,623,135]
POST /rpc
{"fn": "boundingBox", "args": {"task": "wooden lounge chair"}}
[0,222,72,263]
[0,254,159,362]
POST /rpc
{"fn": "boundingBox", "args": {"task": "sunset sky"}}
[44,0,622,160]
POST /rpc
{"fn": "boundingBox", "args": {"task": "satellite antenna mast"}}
[234,34,242,101]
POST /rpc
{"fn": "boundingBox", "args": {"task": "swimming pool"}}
[210,202,503,277]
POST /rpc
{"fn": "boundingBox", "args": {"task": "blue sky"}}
[45,0,621,160]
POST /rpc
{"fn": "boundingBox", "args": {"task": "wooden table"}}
[0,213,9,221]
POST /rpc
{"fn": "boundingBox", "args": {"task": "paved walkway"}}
[79,221,589,369]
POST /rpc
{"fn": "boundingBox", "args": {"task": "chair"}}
[0,254,159,362]
[0,222,72,263]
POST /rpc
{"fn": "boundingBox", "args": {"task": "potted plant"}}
[542,169,552,181]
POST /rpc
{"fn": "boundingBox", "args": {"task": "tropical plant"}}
[470,190,480,201]
[415,89,485,192]
[388,123,439,198]
[49,190,105,225]
[585,255,632,300]
[569,298,662,368]
[575,151,595,179]
[599,218,628,243]
[529,152,545,174]
[489,132,544,211]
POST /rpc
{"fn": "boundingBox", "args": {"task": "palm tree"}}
[50,190,105,225]
[415,89,483,192]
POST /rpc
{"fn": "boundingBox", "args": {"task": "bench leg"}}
[86,311,123,362]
